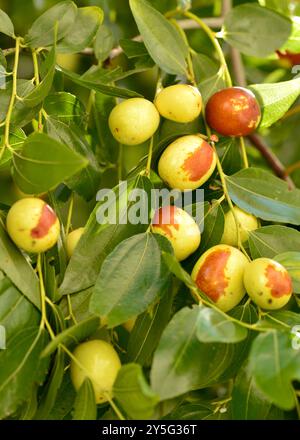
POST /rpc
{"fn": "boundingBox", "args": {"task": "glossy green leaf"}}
[73,378,96,420]
[165,401,230,420]
[0,128,26,170]
[222,4,292,57]
[250,77,300,129]
[44,92,85,126]
[199,201,224,253]
[114,364,159,419]
[191,52,219,85]
[0,80,37,128]
[0,224,40,309]
[196,307,248,343]
[248,225,300,259]
[0,9,14,37]
[58,6,103,53]
[94,25,114,62]
[119,39,148,59]
[25,1,77,48]
[249,331,300,410]
[281,17,300,52]
[0,327,49,419]
[197,68,226,104]
[129,0,188,75]
[12,132,88,194]
[275,251,300,293]
[41,316,100,358]
[226,168,300,225]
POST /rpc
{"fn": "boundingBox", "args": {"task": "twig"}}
[248,133,295,189]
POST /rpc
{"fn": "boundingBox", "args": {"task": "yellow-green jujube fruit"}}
[191,244,248,312]
[66,227,85,258]
[154,84,202,123]
[6,198,60,253]
[221,206,259,246]
[70,340,121,404]
[243,258,292,310]
[108,98,160,145]
[151,205,201,261]
[158,135,217,190]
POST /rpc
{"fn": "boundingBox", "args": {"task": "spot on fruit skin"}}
[181,141,214,181]
[152,206,179,238]
[195,249,230,302]
[31,204,57,239]
[265,264,292,298]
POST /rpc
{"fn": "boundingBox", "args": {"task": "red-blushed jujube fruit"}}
[70,340,121,404]
[243,258,292,310]
[158,134,217,190]
[154,84,202,123]
[191,244,249,312]
[151,205,201,261]
[6,198,60,253]
[108,98,160,145]
[205,87,261,137]
[66,227,85,258]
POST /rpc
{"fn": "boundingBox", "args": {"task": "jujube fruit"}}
[70,340,121,404]
[66,227,85,258]
[158,134,217,190]
[151,205,201,261]
[243,258,292,310]
[191,244,249,312]
[154,84,202,123]
[108,98,160,145]
[221,206,259,246]
[205,87,261,136]
[6,198,60,253]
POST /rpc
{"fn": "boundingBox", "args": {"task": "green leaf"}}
[60,176,153,295]
[249,331,300,410]
[114,364,159,419]
[219,138,243,175]
[281,17,300,52]
[250,77,300,129]
[0,9,14,37]
[34,348,65,420]
[0,327,49,419]
[222,4,292,57]
[164,400,230,420]
[44,92,85,126]
[126,289,173,366]
[226,167,300,225]
[58,6,103,53]
[41,316,100,358]
[129,0,188,75]
[248,225,300,259]
[23,46,56,108]
[258,0,290,16]
[150,306,234,400]
[47,372,76,420]
[0,277,39,339]
[0,80,37,128]
[232,363,278,420]
[73,378,96,420]
[199,201,224,253]
[119,39,148,59]
[275,251,300,293]
[94,25,115,62]
[25,1,77,48]
[192,52,219,84]
[60,288,94,323]
[197,68,226,104]
[0,128,26,170]
[46,118,101,201]
[90,233,169,327]
[196,307,248,343]
[12,132,88,194]
[0,224,40,309]
[59,67,142,99]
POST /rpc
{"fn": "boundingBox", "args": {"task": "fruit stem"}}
[37,253,56,339]
[31,49,43,131]
[145,136,154,176]
[239,137,249,168]
[182,11,232,87]
[0,37,21,163]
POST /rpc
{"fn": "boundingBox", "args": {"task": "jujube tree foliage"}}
[0,0,300,421]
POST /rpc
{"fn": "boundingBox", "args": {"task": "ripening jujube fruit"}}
[205,87,261,136]
[66,227,85,258]
[191,244,249,312]
[6,198,60,253]
[108,98,160,145]
[243,258,292,310]
[70,340,121,404]
[221,206,259,246]
[158,134,217,190]
[154,84,202,123]
[151,205,201,261]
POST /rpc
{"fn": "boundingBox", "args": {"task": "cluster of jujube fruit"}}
[3,83,292,406]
